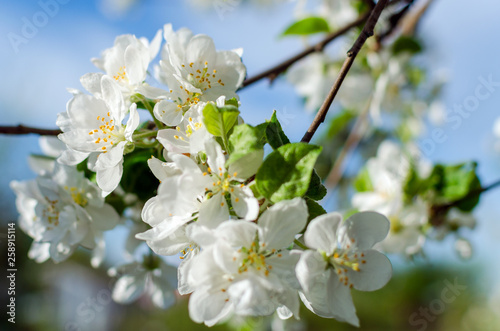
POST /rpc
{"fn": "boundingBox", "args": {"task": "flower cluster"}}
[11,23,394,327]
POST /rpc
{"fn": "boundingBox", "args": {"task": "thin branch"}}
[0,125,61,136]
[301,0,389,143]
[240,12,370,89]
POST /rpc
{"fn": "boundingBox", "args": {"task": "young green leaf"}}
[282,17,330,36]
[305,170,327,201]
[202,103,240,138]
[255,143,322,203]
[266,110,290,150]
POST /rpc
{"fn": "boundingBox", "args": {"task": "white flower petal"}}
[342,211,390,251]
[304,213,342,255]
[345,249,392,292]
[258,198,308,250]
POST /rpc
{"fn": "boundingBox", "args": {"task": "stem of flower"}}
[294,239,309,250]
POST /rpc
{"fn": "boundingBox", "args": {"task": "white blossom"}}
[296,212,392,326]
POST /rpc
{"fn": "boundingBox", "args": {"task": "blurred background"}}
[1,0,500,330]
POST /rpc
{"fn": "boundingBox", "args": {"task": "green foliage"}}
[227,123,266,166]
[255,143,322,203]
[305,170,327,200]
[305,198,327,222]
[121,149,158,201]
[265,110,290,150]
[202,103,240,139]
[392,36,423,55]
[354,167,373,192]
[426,162,481,211]
[282,17,330,36]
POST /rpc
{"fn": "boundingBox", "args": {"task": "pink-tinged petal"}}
[342,211,390,251]
[96,162,123,194]
[304,213,343,255]
[258,198,308,250]
[345,249,392,292]
[231,186,259,220]
[154,100,183,126]
[124,103,140,141]
[185,35,216,67]
[198,192,229,228]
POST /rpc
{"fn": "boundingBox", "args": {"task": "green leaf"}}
[305,198,327,222]
[282,17,330,36]
[202,103,240,138]
[121,149,159,201]
[392,36,423,55]
[427,162,480,207]
[227,123,267,166]
[305,170,327,200]
[255,143,322,203]
[266,110,290,150]
[354,167,373,192]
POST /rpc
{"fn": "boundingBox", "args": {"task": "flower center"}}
[237,242,275,277]
[88,111,125,153]
[322,245,367,288]
[113,66,128,82]
[182,61,226,92]
[64,186,88,207]
[42,198,60,226]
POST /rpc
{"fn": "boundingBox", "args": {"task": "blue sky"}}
[1,0,500,287]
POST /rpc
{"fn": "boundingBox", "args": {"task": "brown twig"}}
[301,0,389,143]
[240,12,370,89]
[0,125,61,136]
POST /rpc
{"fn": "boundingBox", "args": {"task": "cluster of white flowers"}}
[11,23,394,327]
[352,140,476,259]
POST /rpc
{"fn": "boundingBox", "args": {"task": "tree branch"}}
[240,12,370,89]
[301,0,389,143]
[0,125,61,136]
